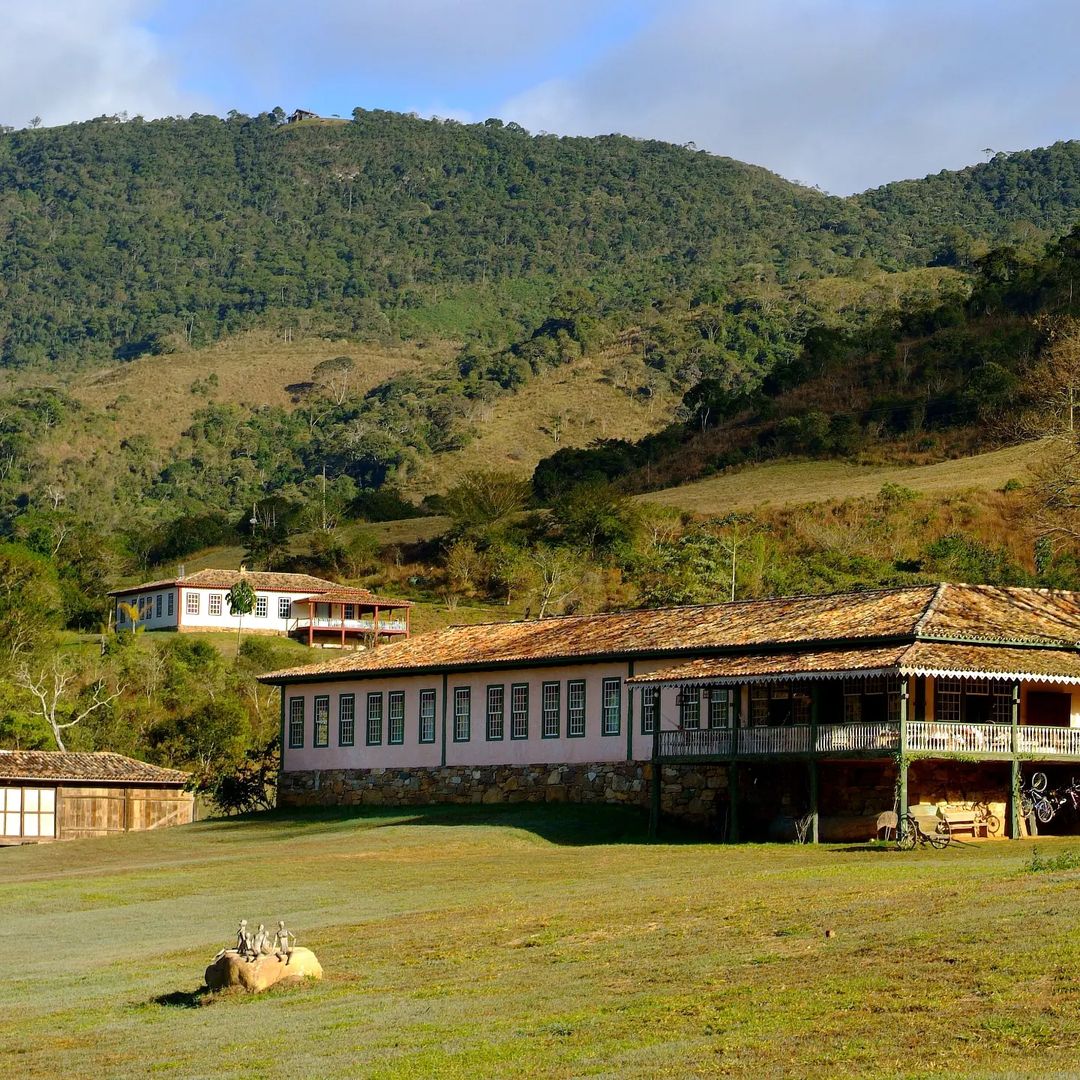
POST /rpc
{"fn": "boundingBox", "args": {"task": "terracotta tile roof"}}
[631,640,1080,688]
[0,751,190,785]
[899,641,1080,684]
[627,646,912,684]
[110,569,410,607]
[260,586,940,682]
[919,585,1080,646]
[260,583,1080,685]
[304,587,412,607]
[110,569,340,596]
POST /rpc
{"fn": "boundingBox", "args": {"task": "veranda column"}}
[897,677,910,835]
[728,685,742,843]
[340,602,346,648]
[1010,680,1021,839]
[648,687,661,840]
[808,684,820,843]
[307,599,314,646]
[373,604,380,645]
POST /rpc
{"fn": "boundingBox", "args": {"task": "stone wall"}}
[279,761,730,828]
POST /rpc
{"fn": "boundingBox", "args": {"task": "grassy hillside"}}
[637,440,1045,514]
[3,807,1080,1078]
[406,347,675,494]
[71,330,433,448]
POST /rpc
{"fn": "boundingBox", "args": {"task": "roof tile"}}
[0,751,190,785]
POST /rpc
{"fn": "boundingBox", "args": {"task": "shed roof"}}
[0,751,190,785]
[259,584,1080,685]
[629,640,1080,688]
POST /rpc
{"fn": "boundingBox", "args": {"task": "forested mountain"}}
[2,109,1080,369]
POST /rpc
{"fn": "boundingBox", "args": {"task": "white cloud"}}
[0,1,200,128]
[499,0,1080,193]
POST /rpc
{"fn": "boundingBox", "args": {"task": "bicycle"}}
[897,813,951,850]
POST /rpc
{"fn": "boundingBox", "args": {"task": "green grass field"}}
[4,806,1080,1078]
[637,440,1047,515]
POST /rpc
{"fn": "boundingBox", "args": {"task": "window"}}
[388,691,405,744]
[167,591,174,617]
[339,694,355,746]
[288,697,304,748]
[679,687,701,730]
[641,686,659,734]
[991,687,1013,725]
[208,593,223,617]
[313,695,330,747]
[568,680,586,737]
[453,687,471,742]
[155,594,162,618]
[486,685,505,741]
[366,693,383,745]
[2,787,56,839]
[542,682,561,738]
[419,689,436,743]
[510,684,529,740]
[602,677,621,736]
[750,685,770,726]
[278,597,292,619]
[255,595,268,618]
[186,592,200,616]
[709,688,734,729]
[344,604,355,620]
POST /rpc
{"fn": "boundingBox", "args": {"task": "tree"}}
[526,545,588,618]
[550,480,642,554]
[443,471,530,535]
[16,657,124,751]
[313,355,356,406]
[0,544,62,669]
[226,577,256,654]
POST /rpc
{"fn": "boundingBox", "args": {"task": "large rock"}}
[204,948,322,993]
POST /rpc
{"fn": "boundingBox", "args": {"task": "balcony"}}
[292,617,409,634]
[657,722,1080,760]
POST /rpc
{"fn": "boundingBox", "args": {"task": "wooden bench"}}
[941,810,987,839]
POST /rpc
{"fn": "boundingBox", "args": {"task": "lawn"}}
[3,806,1079,1078]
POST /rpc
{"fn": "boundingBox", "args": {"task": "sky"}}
[2,0,1079,194]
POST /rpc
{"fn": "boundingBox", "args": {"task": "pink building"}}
[261,584,1080,841]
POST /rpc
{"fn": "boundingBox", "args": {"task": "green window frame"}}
[453,687,471,742]
[388,690,405,745]
[366,692,383,745]
[641,686,659,734]
[542,682,561,738]
[418,689,436,743]
[313,695,330,747]
[679,687,701,730]
[339,694,355,747]
[288,697,304,748]
[510,683,529,740]
[708,688,734,729]
[568,680,586,738]
[601,677,621,736]
[486,685,505,741]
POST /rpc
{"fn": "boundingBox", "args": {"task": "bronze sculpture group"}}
[216,918,296,964]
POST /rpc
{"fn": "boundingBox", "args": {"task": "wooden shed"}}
[0,751,193,844]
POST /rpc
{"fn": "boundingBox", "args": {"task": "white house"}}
[110,569,412,647]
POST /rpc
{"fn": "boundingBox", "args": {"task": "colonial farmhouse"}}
[110,569,412,648]
[261,583,1080,841]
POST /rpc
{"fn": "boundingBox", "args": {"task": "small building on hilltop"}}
[109,569,412,648]
[288,108,319,123]
[0,751,193,844]
[260,583,1080,842]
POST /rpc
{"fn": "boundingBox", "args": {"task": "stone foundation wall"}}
[279,761,730,827]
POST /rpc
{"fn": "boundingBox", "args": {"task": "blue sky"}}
[3,1,1079,194]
